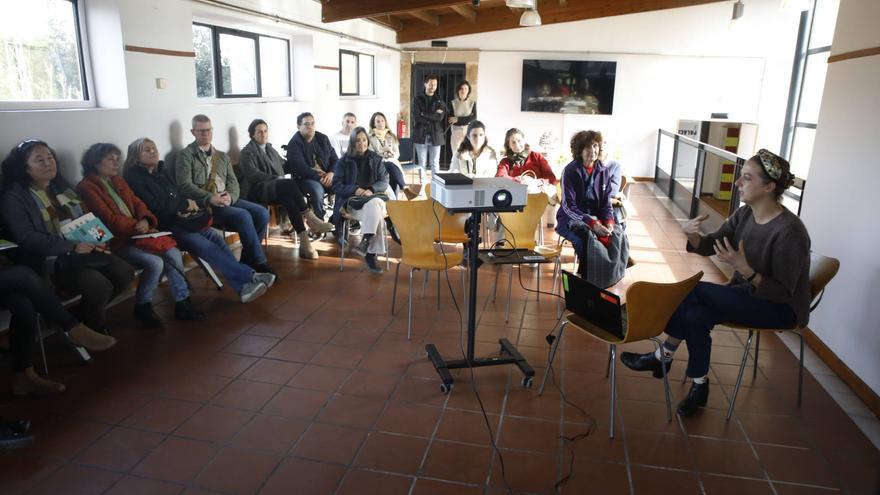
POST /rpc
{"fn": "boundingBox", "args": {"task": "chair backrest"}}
[622,271,703,343]
[423,183,470,243]
[808,252,840,304]
[386,200,442,259]
[497,193,548,250]
[618,175,628,197]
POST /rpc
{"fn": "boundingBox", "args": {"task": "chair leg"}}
[436,269,440,310]
[552,257,562,319]
[339,218,348,272]
[504,265,513,322]
[491,265,500,303]
[37,318,49,375]
[195,256,224,290]
[797,331,805,407]
[407,268,417,340]
[752,331,761,379]
[609,344,617,439]
[391,262,402,315]
[726,330,754,421]
[652,337,673,423]
[536,263,540,302]
[605,346,612,378]
[538,321,567,396]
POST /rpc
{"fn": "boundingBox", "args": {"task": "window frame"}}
[338,49,375,98]
[0,0,94,111]
[193,22,291,100]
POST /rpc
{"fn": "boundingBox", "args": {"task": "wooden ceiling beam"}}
[321,0,469,23]
[397,0,726,43]
[410,10,441,26]
[367,15,404,31]
[450,4,478,22]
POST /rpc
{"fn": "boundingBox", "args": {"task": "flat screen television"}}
[521,60,617,115]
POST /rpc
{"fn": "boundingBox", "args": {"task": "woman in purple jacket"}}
[556,130,620,275]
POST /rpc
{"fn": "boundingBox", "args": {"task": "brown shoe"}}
[12,368,66,396]
[304,209,334,233]
[298,235,319,260]
[403,184,422,200]
[67,324,117,352]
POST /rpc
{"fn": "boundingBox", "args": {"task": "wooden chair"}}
[722,253,840,420]
[539,271,704,438]
[387,200,465,339]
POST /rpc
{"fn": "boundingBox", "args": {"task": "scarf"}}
[373,128,389,142]
[29,185,83,235]
[98,176,133,218]
[507,151,529,169]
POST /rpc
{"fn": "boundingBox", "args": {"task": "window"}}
[192,23,290,99]
[780,0,840,180]
[339,49,374,97]
[0,0,89,105]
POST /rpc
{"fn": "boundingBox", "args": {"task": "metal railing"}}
[653,129,804,223]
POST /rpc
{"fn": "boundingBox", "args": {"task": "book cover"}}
[60,213,114,244]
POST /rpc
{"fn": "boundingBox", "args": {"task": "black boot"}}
[385,218,401,245]
[133,303,161,327]
[175,298,207,322]
[352,235,371,257]
[677,379,709,417]
[620,351,672,379]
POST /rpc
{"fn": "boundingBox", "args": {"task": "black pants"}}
[54,254,134,329]
[254,179,308,234]
[386,163,406,195]
[0,266,80,371]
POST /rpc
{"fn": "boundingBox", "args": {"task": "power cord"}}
[495,216,597,493]
[432,205,515,495]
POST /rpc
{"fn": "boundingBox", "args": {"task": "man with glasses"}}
[284,112,338,223]
[176,114,273,274]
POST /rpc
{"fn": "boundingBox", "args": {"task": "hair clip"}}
[16,139,40,151]
[756,148,783,180]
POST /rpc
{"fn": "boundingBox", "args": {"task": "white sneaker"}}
[240,281,268,303]
[252,272,276,288]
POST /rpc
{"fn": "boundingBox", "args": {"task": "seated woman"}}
[496,128,558,201]
[368,112,415,200]
[332,127,391,274]
[238,119,333,260]
[1,139,133,337]
[77,143,206,326]
[123,138,272,304]
[621,150,809,417]
[449,120,497,177]
[0,263,115,395]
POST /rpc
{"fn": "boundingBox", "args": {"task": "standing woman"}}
[621,150,809,417]
[0,139,133,337]
[77,143,205,326]
[449,120,497,177]
[238,119,334,260]
[331,127,391,274]
[448,80,476,156]
[368,111,414,199]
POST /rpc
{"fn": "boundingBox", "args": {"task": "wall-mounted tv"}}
[521,60,617,115]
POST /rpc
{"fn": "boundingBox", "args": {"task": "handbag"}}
[175,209,214,232]
[344,192,389,211]
[54,251,114,272]
[133,235,177,254]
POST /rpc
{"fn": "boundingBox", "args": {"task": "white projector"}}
[430,174,527,212]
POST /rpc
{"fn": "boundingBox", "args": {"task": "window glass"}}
[789,127,815,180]
[796,51,829,124]
[358,53,374,96]
[192,24,215,98]
[219,33,258,95]
[340,51,358,95]
[809,0,840,49]
[0,0,85,101]
[259,36,290,97]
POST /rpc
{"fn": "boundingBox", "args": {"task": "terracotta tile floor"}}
[1,183,879,494]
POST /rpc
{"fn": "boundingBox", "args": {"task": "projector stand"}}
[425,211,535,393]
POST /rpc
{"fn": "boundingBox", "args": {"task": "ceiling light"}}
[507,0,537,9]
[519,8,541,27]
[731,0,744,20]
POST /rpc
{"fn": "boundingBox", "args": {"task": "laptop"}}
[561,270,627,339]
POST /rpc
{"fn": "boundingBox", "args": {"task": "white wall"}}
[403,0,803,177]
[0,0,400,184]
[800,0,880,395]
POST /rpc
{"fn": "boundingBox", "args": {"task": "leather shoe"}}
[620,351,671,379]
[677,379,709,417]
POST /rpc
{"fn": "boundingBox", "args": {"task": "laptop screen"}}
[561,270,624,339]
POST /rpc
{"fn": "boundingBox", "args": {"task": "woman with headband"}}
[620,149,810,417]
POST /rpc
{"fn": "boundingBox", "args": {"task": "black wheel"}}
[522,376,534,389]
[440,383,453,394]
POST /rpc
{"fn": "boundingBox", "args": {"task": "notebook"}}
[561,270,627,339]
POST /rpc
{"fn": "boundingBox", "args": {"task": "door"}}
[410,63,466,171]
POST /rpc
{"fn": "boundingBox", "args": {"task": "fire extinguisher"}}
[397,113,407,138]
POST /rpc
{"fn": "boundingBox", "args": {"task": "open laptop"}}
[561,270,627,340]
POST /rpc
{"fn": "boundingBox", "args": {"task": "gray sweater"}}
[688,205,812,327]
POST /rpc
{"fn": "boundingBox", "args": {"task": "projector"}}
[430,174,527,212]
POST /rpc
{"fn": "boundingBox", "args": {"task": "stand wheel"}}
[440,383,453,394]
[521,376,534,389]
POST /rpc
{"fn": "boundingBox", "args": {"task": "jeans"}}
[298,178,329,219]
[171,226,254,294]
[664,282,797,378]
[117,245,189,304]
[212,198,269,266]
[0,266,80,371]
[415,135,442,172]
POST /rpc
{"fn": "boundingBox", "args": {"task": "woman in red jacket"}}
[76,143,205,326]
[496,128,558,185]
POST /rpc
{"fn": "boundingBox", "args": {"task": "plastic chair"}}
[491,193,561,321]
[387,200,465,339]
[721,253,839,420]
[539,270,704,439]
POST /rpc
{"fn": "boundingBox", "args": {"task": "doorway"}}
[410,63,466,170]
